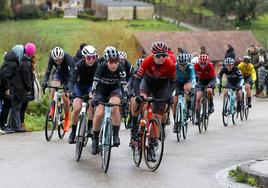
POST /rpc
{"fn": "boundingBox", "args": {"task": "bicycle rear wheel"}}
[57,102,65,139]
[191,95,196,125]
[143,117,164,171]
[222,96,230,127]
[132,126,144,167]
[101,118,112,173]
[45,101,56,141]
[75,113,87,161]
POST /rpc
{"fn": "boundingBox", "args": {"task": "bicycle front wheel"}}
[101,118,112,173]
[57,102,65,139]
[45,101,56,141]
[202,100,209,131]
[143,117,164,171]
[175,103,182,142]
[222,96,230,127]
[75,113,87,161]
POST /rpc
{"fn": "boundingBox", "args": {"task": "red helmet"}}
[199,54,210,64]
[151,41,168,54]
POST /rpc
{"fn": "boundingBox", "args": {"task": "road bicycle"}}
[174,91,188,142]
[97,101,122,173]
[75,95,93,161]
[132,97,166,171]
[44,85,67,141]
[196,86,210,133]
[222,86,238,126]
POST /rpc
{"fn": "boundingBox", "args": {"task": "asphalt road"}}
[1,96,268,188]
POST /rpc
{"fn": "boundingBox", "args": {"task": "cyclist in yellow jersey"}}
[238,55,256,108]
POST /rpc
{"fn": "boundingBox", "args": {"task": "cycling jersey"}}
[43,53,74,84]
[92,61,127,94]
[238,62,257,81]
[120,60,134,82]
[176,63,196,83]
[194,63,216,81]
[217,66,243,85]
[136,55,176,84]
[70,59,99,94]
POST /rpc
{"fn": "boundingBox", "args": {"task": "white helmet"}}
[103,46,119,60]
[51,47,64,60]
[119,51,127,59]
[82,45,97,57]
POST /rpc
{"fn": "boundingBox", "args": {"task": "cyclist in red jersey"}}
[131,41,176,162]
[194,54,216,125]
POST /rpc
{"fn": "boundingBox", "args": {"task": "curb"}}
[238,159,268,188]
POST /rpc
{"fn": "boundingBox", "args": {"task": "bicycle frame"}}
[225,87,237,115]
[53,90,64,126]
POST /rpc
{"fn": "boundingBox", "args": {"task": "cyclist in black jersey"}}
[91,47,128,155]
[118,51,134,82]
[217,57,244,111]
[68,45,99,144]
[42,47,74,132]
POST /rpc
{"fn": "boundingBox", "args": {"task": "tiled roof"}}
[134,31,260,61]
[95,0,153,7]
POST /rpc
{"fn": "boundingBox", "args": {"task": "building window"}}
[59,1,62,7]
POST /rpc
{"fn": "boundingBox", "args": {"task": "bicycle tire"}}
[222,96,230,127]
[175,102,181,142]
[101,118,112,173]
[191,95,196,125]
[245,106,249,120]
[133,125,144,167]
[203,99,209,131]
[143,117,164,171]
[57,102,65,139]
[182,122,188,139]
[75,113,87,162]
[45,101,56,141]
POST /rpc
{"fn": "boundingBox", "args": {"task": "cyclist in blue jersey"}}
[172,53,196,133]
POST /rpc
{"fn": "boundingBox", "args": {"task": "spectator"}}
[247,45,261,96]
[0,45,24,134]
[8,43,37,132]
[200,46,209,55]
[257,47,268,98]
[225,44,235,59]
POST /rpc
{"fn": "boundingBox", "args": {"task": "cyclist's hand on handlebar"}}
[135,95,145,104]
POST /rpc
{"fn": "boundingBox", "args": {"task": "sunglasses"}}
[155,53,168,59]
[86,55,96,61]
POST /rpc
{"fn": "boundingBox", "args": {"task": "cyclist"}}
[42,47,74,132]
[194,54,216,125]
[172,53,196,133]
[217,58,243,111]
[91,47,128,155]
[238,55,257,107]
[68,45,99,144]
[131,41,176,162]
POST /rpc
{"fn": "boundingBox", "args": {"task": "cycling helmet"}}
[119,51,127,59]
[25,43,36,57]
[82,45,97,57]
[177,53,190,65]
[199,54,210,64]
[51,47,64,60]
[243,55,251,64]
[224,57,235,65]
[151,41,168,54]
[103,47,119,60]
[135,58,144,68]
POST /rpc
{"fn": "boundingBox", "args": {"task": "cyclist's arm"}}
[216,67,225,84]
[69,61,80,93]
[167,62,177,97]
[119,65,128,97]
[91,62,104,94]
[65,54,75,91]
[250,64,257,81]
[188,64,196,84]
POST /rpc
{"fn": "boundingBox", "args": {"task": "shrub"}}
[77,13,105,22]
[54,8,64,18]
[0,0,13,20]
[84,9,95,16]
[16,4,41,19]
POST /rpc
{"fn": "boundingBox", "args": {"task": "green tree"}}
[204,0,268,21]
[0,0,12,20]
